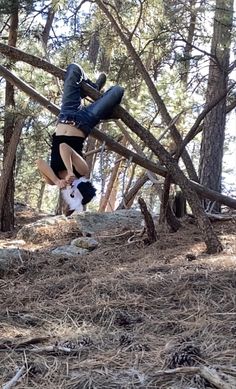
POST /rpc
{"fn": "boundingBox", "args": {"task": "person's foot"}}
[95,73,107,91]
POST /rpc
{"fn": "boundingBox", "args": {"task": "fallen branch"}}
[0,336,49,350]
[3,365,25,389]
[206,213,236,221]
[152,366,236,389]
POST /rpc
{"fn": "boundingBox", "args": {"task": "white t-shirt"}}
[61,177,89,212]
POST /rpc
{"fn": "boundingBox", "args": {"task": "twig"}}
[29,345,81,354]
[3,365,25,389]
[17,249,24,264]
[152,366,236,389]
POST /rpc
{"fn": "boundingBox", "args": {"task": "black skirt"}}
[50,134,85,178]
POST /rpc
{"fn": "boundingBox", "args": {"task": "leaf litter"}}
[0,210,236,388]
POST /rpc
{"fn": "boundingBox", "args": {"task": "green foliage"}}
[0,0,34,14]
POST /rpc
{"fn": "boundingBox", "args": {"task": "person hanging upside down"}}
[36,63,124,213]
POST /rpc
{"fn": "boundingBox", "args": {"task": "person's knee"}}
[109,85,124,100]
[65,63,83,80]
[115,85,125,96]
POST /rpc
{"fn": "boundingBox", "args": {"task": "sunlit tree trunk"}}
[99,137,127,211]
[199,0,234,212]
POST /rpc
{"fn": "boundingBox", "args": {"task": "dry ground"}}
[0,210,236,388]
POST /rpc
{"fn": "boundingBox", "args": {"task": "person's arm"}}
[36,159,67,189]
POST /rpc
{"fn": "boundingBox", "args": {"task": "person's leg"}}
[36,159,67,188]
[60,64,107,115]
[59,143,89,181]
[60,63,86,114]
[85,85,124,120]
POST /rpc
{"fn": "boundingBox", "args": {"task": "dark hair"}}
[77,181,96,205]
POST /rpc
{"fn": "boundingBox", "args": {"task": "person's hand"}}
[55,179,67,189]
[65,171,76,185]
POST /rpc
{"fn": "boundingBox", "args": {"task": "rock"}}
[17,210,143,243]
[71,237,99,250]
[0,247,26,272]
[73,209,142,235]
[51,245,88,257]
[17,215,79,243]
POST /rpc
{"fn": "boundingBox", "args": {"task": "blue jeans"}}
[58,63,124,137]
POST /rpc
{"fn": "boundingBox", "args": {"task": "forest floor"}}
[0,209,236,388]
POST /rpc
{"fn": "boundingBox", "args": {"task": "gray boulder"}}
[71,237,99,250]
[51,245,88,257]
[17,210,143,243]
[74,209,142,235]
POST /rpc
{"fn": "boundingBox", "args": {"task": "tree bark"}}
[37,181,46,211]
[0,9,18,231]
[199,0,234,212]
[0,116,26,229]
[138,197,157,244]
[180,0,198,85]
[100,137,127,212]
[159,174,172,225]
[88,30,100,67]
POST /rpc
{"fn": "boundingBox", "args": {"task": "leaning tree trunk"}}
[117,173,149,209]
[0,9,19,231]
[100,136,127,212]
[199,0,234,212]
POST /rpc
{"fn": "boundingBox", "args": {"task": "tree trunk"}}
[100,137,127,211]
[88,30,100,67]
[138,197,157,244]
[117,173,149,209]
[199,0,234,212]
[99,159,120,212]
[0,9,18,231]
[180,0,197,85]
[85,137,98,176]
[159,174,171,224]
[106,175,119,211]
[37,181,46,211]
[172,191,187,218]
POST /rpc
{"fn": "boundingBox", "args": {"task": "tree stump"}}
[138,197,157,244]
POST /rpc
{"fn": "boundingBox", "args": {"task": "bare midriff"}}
[56,123,85,138]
